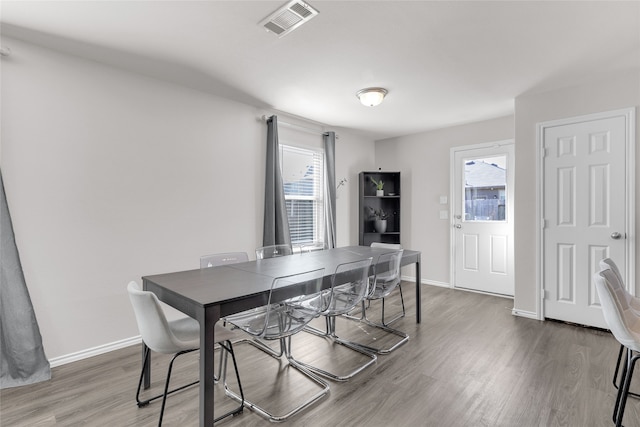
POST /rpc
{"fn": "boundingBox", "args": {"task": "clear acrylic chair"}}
[299,242,323,253]
[127,281,244,425]
[255,243,293,259]
[370,242,406,325]
[343,250,409,354]
[599,258,640,399]
[593,268,640,427]
[250,244,296,358]
[288,257,377,381]
[225,268,330,422]
[200,252,249,268]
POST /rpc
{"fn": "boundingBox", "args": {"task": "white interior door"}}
[452,142,514,296]
[542,110,634,328]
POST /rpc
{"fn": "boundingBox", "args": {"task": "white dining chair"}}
[593,269,640,427]
[599,258,640,398]
[127,281,244,425]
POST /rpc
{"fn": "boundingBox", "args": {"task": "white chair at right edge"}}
[593,269,640,427]
[599,258,640,399]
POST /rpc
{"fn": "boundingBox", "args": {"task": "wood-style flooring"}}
[2,284,639,427]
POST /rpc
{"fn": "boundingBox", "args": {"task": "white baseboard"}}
[49,335,141,368]
[423,279,450,288]
[401,275,450,288]
[511,308,539,320]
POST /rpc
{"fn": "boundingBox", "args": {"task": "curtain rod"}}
[260,115,339,139]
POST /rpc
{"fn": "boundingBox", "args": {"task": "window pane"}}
[281,145,324,245]
[286,199,316,242]
[463,156,507,221]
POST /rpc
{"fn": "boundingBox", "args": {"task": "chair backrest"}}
[256,244,293,259]
[326,258,373,315]
[300,242,323,253]
[370,242,403,250]
[370,250,404,298]
[127,281,194,354]
[593,269,640,351]
[241,268,325,339]
[200,252,249,268]
[600,258,625,289]
[598,258,639,310]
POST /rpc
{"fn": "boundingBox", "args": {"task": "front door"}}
[542,109,634,328]
[452,142,515,296]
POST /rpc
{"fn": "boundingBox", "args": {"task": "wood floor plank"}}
[2,285,639,426]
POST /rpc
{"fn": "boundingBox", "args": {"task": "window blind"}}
[280,144,325,245]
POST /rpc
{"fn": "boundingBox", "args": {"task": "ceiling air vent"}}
[260,0,319,38]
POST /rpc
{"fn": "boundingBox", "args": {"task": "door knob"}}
[611,232,622,240]
[454,224,462,229]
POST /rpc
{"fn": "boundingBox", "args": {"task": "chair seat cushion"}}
[229,294,324,339]
[168,317,200,348]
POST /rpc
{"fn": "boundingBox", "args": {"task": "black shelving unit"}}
[358,171,401,246]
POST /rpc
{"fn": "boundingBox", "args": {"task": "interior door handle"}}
[454,224,462,229]
[611,232,622,240]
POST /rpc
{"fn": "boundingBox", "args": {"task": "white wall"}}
[513,69,640,317]
[334,129,376,246]
[1,37,375,361]
[374,116,514,285]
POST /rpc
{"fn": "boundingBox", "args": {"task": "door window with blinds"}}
[280,144,325,247]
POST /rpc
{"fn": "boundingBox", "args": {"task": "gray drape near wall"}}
[263,115,292,247]
[0,171,50,389]
[323,132,336,249]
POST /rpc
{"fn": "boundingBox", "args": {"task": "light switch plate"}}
[439,210,449,220]
[440,196,448,204]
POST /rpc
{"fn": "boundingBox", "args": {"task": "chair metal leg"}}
[613,348,629,424]
[613,344,640,398]
[288,316,377,381]
[214,340,244,423]
[303,316,331,337]
[136,347,199,409]
[339,300,409,355]
[143,348,199,427]
[224,336,330,422]
[136,345,242,426]
[613,344,625,390]
[615,350,640,427]
[382,283,406,326]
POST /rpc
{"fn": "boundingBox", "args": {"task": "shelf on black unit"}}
[359,171,401,246]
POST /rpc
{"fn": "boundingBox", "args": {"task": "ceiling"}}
[2,1,639,140]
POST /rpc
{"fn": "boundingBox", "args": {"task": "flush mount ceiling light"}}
[356,87,388,107]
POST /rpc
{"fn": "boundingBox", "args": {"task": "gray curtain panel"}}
[263,115,292,247]
[323,132,336,249]
[0,171,50,389]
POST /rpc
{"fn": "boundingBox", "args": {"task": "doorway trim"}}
[537,107,636,322]
[449,139,515,296]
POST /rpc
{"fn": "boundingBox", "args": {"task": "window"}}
[463,156,507,221]
[280,144,325,246]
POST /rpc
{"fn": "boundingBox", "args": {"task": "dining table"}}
[142,245,421,426]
